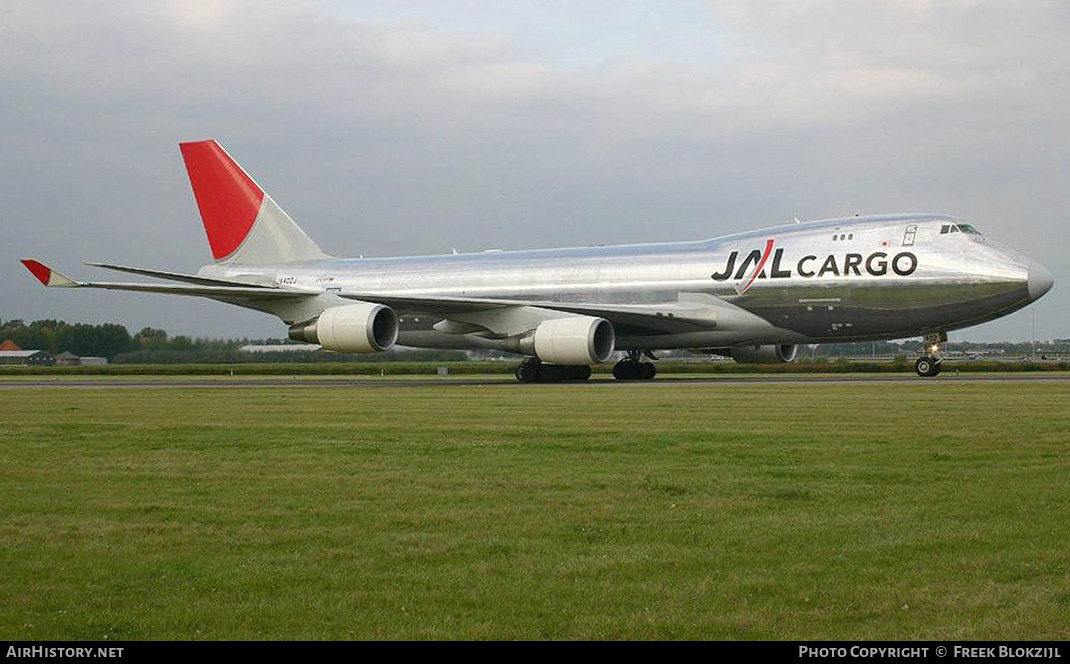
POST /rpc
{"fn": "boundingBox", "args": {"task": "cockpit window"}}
[940,223,981,235]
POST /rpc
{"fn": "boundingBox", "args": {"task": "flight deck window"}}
[950,225,959,233]
[957,224,980,234]
[940,225,950,234]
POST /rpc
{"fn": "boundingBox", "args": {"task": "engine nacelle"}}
[727,344,798,364]
[288,302,399,352]
[520,316,615,365]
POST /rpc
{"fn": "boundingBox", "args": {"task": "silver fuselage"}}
[214,214,1050,351]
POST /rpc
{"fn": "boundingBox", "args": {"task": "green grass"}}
[1,382,1068,640]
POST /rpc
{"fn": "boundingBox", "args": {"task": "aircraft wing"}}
[338,291,720,334]
[23,259,724,334]
[20,260,313,300]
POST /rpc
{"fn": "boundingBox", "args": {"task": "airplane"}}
[22,139,1054,381]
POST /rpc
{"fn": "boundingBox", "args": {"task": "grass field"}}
[1,381,1068,640]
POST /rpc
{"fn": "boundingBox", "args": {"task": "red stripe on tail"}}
[21,259,52,285]
[179,140,265,260]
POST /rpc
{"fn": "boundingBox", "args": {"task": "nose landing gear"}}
[914,356,940,377]
[915,333,946,377]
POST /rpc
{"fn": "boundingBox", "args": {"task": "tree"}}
[135,327,169,350]
[54,323,135,358]
[0,320,49,351]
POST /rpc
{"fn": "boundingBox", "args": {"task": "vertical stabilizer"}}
[179,140,330,265]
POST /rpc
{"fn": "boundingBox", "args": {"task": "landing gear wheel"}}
[515,359,593,383]
[516,358,541,383]
[914,357,932,377]
[566,365,592,381]
[612,358,657,380]
[914,356,941,377]
[539,364,564,382]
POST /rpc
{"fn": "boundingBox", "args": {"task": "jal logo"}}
[711,239,917,292]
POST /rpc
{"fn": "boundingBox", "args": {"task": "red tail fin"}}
[179,139,328,265]
[179,140,264,261]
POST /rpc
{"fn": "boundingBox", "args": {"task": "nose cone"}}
[1027,262,1054,300]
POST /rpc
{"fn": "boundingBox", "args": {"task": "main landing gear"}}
[915,332,946,377]
[612,351,657,381]
[513,351,660,383]
[515,357,592,383]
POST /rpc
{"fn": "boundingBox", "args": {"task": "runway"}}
[2,372,1069,389]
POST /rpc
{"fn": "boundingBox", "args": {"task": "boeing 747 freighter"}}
[23,140,1053,380]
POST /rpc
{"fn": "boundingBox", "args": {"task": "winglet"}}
[20,260,79,287]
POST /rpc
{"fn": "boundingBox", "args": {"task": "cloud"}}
[1,1,1066,340]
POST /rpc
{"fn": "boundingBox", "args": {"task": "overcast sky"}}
[2,0,1066,341]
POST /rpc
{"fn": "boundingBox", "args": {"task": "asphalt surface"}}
[2,373,1069,389]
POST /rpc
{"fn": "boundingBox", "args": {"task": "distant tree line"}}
[113,347,469,364]
[3,317,1066,362]
[1,319,139,358]
[0,318,467,362]
[0,319,262,359]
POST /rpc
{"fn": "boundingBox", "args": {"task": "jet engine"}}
[288,302,398,352]
[726,344,798,364]
[518,316,615,365]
